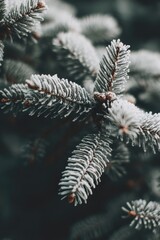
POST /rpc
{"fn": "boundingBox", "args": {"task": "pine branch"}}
[0,83,31,113]
[105,98,143,144]
[52,32,99,80]
[105,99,160,152]
[0,0,47,40]
[0,0,5,21]
[122,199,160,230]
[59,132,112,205]
[0,40,4,66]
[138,112,160,153]
[0,74,94,121]
[26,74,94,121]
[94,39,130,95]
[80,14,121,44]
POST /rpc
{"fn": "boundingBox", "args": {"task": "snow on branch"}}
[59,132,112,205]
[122,199,160,230]
[94,39,130,95]
[0,0,47,40]
[25,74,94,121]
[52,32,99,80]
[105,98,143,144]
[138,112,160,153]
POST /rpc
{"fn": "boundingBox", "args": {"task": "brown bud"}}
[68,193,75,204]
[37,1,46,9]
[94,92,106,103]
[94,91,117,103]
[105,91,117,101]
[128,210,137,217]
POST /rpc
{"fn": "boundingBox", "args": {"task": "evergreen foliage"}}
[94,39,130,94]
[59,132,112,205]
[0,0,160,239]
[80,14,121,44]
[0,0,47,40]
[52,32,99,80]
[0,0,5,21]
[106,142,129,180]
[122,199,160,230]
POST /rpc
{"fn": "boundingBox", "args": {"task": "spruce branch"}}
[94,39,130,95]
[105,98,143,144]
[0,0,47,40]
[26,74,94,121]
[0,83,31,113]
[105,99,160,153]
[59,132,112,205]
[138,112,160,152]
[122,199,160,230]
[52,32,99,80]
[0,74,94,120]
[80,14,121,44]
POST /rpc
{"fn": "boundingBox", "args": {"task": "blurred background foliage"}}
[66,0,160,50]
